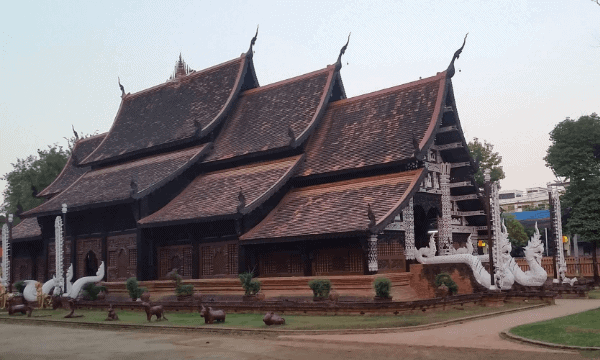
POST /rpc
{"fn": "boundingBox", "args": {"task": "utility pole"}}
[7,214,13,293]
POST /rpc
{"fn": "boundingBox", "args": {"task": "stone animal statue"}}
[199,305,225,324]
[7,298,32,317]
[0,284,7,309]
[64,299,83,318]
[141,302,167,322]
[105,304,119,321]
[263,312,285,326]
[506,223,548,287]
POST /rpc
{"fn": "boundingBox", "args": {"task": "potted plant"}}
[434,272,458,297]
[373,277,393,301]
[308,279,331,301]
[126,277,146,301]
[168,269,194,301]
[239,271,262,301]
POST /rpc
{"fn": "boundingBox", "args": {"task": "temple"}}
[12,34,488,284]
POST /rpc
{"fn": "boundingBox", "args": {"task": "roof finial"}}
[367,203,376,228]
[447,33,468,78]
[287,125,296,145]
[237,187,246,213]
[248,25,259,55]
[118,77,125,98]
[130,175,138,197]
[72,125,79,141]
[336,32,351,69]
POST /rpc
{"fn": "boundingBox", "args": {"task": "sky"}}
[1,0,599,210]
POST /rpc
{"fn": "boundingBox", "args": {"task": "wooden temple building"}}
[12,35,487,285]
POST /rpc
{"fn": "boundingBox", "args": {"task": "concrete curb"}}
[500,330,600,351]
[0,303,547,335]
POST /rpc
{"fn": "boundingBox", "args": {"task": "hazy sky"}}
[1,1,599,210]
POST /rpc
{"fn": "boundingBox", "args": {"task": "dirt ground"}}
[0,299,599,360]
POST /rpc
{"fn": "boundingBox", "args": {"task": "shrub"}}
[125,277,146,300]
[308,279,331,298]
[82,283,107,301]
[167,269,194,297]
[239,271,261,296]
[373,277,392,298]
[14,281,26,294]
[434,272,458,295]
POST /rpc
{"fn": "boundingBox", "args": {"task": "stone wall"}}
[409,263,487,299]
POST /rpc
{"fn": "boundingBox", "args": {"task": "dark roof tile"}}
[240,169,424,242]
[11,217,41,240]
[37,133,106,198]
[139,155,303,226]
[204,66,336,163]
[299,73,446,177]
[23,144,209,217]
[81,57,248,165]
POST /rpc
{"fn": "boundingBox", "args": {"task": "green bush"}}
[239,271,261,296]
[14,281,26,294]
[373,277,392,298]
[167,269,194,297]
[434,272,458,295]
[308,279,331,298]
[125,277,146,300]
[82,283,107,301]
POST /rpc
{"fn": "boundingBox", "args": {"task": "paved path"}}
[282,299,600,353]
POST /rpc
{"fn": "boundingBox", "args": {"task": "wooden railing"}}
[515,256,599,277]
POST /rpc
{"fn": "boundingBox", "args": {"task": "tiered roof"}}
[139,155,303,227]
[204,66,337,163]
[10,218,42,241]
[23,144,210,217]
[81,55,254,166]
[300,72,447,178]
[241,169,425,243]
[37,133,106,198]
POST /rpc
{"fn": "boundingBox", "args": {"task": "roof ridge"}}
[295,170,422,195]
[203,155,302,178]
[124,56,244,100]
[240,65,334,96]
[327,71,446,108]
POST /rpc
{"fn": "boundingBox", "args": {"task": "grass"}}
[0,301,541,330]
[510,307,600,347]
[588,289,600,299]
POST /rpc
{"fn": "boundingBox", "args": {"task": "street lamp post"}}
[7,214,13,293]
[61,204,67,295]
[483,170,496,290]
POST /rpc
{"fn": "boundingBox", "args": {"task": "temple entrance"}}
[84,250,99,276]
[117,249,128,279]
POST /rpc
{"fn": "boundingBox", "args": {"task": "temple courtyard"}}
[0,298,598,360]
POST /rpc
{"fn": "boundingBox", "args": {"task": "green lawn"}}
[510,307,600,347]
[0,301,541,330]
[588,289,600,299]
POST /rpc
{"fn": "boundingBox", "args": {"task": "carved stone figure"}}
[263,312,285,326]
[64,299,83,318]
[105,304,119,321]
[63,262,105,299]
[7,298,32,317]
[199,305,225,324]
[141,302,167,322]
[506,223,548,287]
[0,284,7,309]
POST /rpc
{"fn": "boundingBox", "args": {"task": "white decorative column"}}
[1,223,9,288]
[403,198,416,260]
[490,181,505,286]
[471,228,479,256]
[55,215,64,294]
[368,234,378,272]
[549,186,569,283]
[439,163,452,254]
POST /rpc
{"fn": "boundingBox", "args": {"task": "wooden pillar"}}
[439,163,452,254]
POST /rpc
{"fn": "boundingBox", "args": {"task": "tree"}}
[467,138,506,188]
[545,113,600,284]
[0,145,70,225]
[501,213,528,248]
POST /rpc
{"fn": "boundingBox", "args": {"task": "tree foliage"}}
[0,145,70,225]
[467,138,506,187]
[501,213,528,248]
[545,113,600,283]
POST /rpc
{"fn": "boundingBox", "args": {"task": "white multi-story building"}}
[499,187,550,212]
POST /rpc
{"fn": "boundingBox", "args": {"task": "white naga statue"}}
[505,222,548,287]
[62,262,105,299]
[414,221,549,290]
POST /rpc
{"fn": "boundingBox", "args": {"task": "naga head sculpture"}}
[499,220,513,264]
[524,222,544,265]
